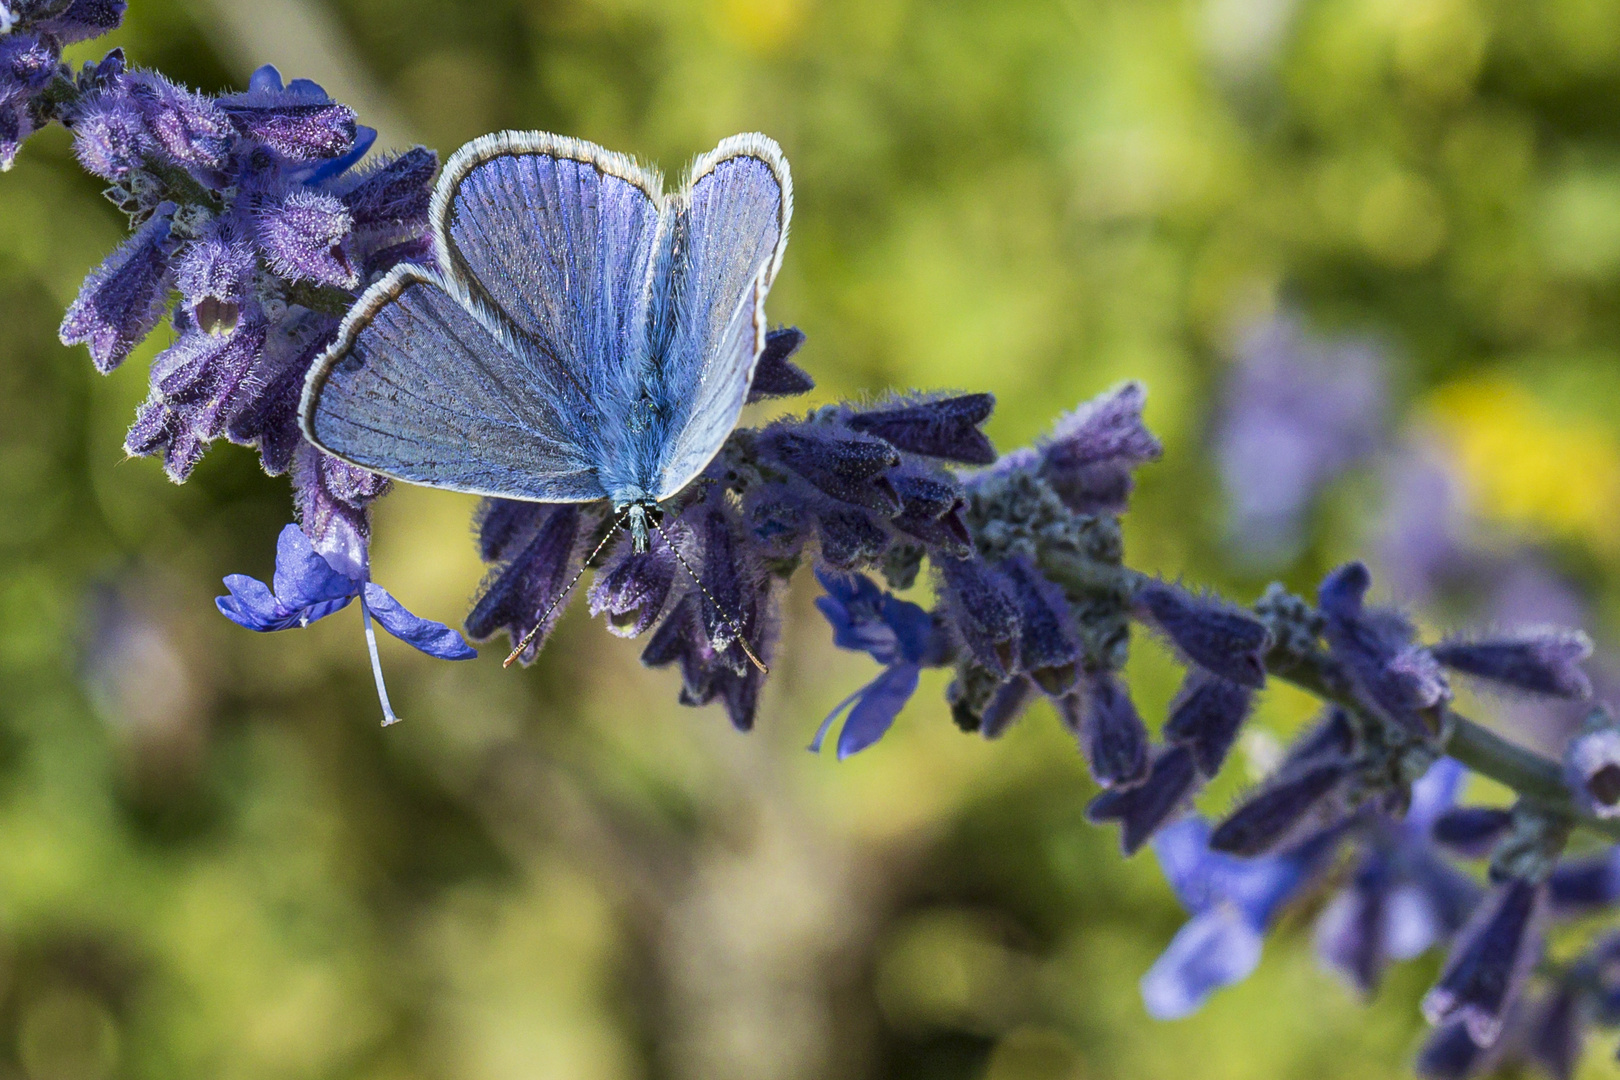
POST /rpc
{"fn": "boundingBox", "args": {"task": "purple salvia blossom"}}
[815,507,888,569]
[1432,630,1594,701]
[1163,669,1253,777]
[121,70,233,173]
[1547,847,1620,915]
[217,524,474,725]
[1313,759,1480,995]
[1061,670,1149,787]
[1564,715,1620,819]
[1141,817,1341,1018]
[845,393,996,464]
[758,423,901,513]
[32,0,126,42]
[1319,561,1450,737]
[175,232,256,336]
[1415,1016,1515,1080]
[1432,807,1515,858]
[218,85,357,163]
[1422,876,1546,1047]
[1087,745,1201,855]
[465,503,587,664]
[1210,760,1350,856]
[937,555,1020,676]
[810,570,945,757]
[1037,381,1162,515]
[291,443,387,579]
[979,675,1037,739]
[1527,985,1583,1080]
[588,529,678,638]
[254,187,357,288]
[68,86,152,180]
[1214,315,1384,566]
[747,327,814,402]
[1001,556,1080,695]
[1133,580,1269,688]
[0,33,57,168]
[59,204,177,372]
[340,146,437,232]
[1208,710,1357,856]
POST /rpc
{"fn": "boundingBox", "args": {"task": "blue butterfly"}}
[298,131,793,562]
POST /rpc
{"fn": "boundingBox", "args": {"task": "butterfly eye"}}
[336,352,365,374]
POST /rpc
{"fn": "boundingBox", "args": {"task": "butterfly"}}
[298,131,792,566]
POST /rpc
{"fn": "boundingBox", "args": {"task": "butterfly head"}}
[620,500,664,554]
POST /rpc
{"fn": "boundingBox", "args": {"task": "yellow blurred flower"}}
[1424,376,1620,551]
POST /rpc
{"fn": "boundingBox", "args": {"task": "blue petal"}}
[362,583,477,659]
[1140,904,1264,1019]
[216,574,302,631]
[837,663,921,760]
[301,125,377,185]
[272,524,357,609]
[1406,756,1465,835]
[881,594,938,665]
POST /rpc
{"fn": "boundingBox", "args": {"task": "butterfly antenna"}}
[503,509,628,668]
[651,517,768,675]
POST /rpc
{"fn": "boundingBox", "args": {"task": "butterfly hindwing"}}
[648,134,792,499]
[299,264,606,502]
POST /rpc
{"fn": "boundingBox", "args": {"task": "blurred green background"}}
[4,0,1620,1076]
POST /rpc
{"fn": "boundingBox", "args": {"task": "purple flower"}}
[1133,580,1269,688]
[747,327,814,402]
[31,0,126,43]
[588,528,678,638]
[1548,846,1620,914]
[1422,877,1547,1047]
[68,86,152,180]
[1314,759,1482,995]
[1432,807,1514,859]
[758,422,901,513]
[1318,561,1450,737]
[291,442,385,578]
[1415,1016,1515,1080]
[1214,315,1384,566]
[121,70,233,173]
[1060,670,1149,787]
[1141,817,1339,1018]
[218,525,475,724]
[59,205,177,373]
[218,65,358,163]
[1087,745,1201,855]
[1037,381,1162,515]
[937,555,1020,676]
[1432,629,1593,701]
[845,393,996,465]
[1163,669,1253,777]
[1210,708,1357,856]
[175,231,256,336]
[465,503,588,664]
[1002,556,1080,694]
[1565,722,1620,819]
[980,675,1037,739]
[254,187,357,287]
[811,569,945,758]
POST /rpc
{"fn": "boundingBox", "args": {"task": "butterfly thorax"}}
[622,500,659,554]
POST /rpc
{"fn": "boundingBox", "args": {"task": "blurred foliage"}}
[4,0,1620,1077]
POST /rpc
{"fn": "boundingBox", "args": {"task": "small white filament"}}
[0,4,16,34]
[359,591,402,726]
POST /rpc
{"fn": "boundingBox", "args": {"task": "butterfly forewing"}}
[432,131,664,418]
[299,265,605,501]
[648,136,792,500]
